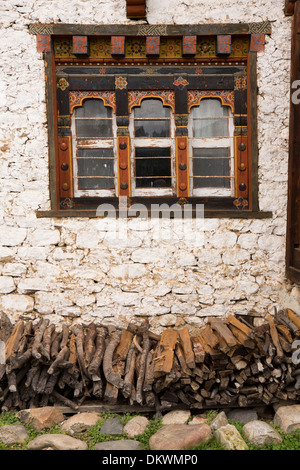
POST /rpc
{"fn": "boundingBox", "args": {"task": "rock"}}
[226,408,258,424]
[188,416,208,426]
[95,440,142,450]
[17,406,64,432]
[0,425,29,445]
[28,229,60,246]
[0,276,15,294]
[0,294,34,314]
[100,417,123,435]
[215,424,248,450]
[123,416,149,438]
[243,420,282,447]
[162,410,191,426]
[274,405,300,433]
[149,424,212,451]
[61,412,101,435]
[210,411,228,431]
[0,226,27,247]
[27,434,88,450]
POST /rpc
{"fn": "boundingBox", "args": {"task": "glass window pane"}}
[134,119,170,137]
[191,99,229,118]
[134,99,170,118]
[78,178,115,190]
[135,147,171,188]
[76,119,112,138]
[77,148,114,159]
[193,147,230,188]
[76,99,112,118]
[193,118,228,137]
[193,177,230,188]
[77,158,114,177]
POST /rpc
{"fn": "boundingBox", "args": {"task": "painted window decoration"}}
[71,99,117,196]
[189,99,234,196]
[130,98,175,196]
[51,28,259,210]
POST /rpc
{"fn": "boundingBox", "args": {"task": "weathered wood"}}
[5,321,25,361]
[102,331,124,389]
[267,314,284,359]
[191,336,205,363]
[40,324,55,361]
[228,324,255,349]
[287,309,300,331]
[47,346,69,375]
[136,321,150,405]
[179,327,196,369]
[2,314,300,413]
[154,329,178,378]
[88,328,106,375]
[208,318,238,348]
[84,323,97,368]
[32,319,49,360]
[122,343,137,398]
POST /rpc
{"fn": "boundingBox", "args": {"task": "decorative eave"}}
[285,0,298,15]
[29,21,272,37]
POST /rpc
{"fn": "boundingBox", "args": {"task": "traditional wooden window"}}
[188,98,235,197]
[71,98,117,197]
[31,22,273,218]
[129,98,175,196]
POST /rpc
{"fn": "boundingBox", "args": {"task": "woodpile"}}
[1,309,300,413]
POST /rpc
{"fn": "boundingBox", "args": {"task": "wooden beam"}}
[28,22,272,37]
[286,0,300,282]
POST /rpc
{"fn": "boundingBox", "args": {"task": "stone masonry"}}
[0,0,298,333]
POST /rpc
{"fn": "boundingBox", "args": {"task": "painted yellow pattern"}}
[54,36,250,59]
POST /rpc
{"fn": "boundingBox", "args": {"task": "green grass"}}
[1,410,300,450]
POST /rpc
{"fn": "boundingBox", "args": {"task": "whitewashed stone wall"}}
[0,0,298,332]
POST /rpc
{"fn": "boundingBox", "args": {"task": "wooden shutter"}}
[286,0,300,282]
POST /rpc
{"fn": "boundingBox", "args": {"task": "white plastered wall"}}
[0,0,297,332]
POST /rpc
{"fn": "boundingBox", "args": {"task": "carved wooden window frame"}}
[30,22,273,219]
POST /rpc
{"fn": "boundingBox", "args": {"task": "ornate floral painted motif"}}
[115,76,128,90]
[250,34,265,52]
[69,91,116,114]
[233,197,249,209]
[37,35,51,53]
[72,36,89,55]
[57,78,70,91]
[235,75,247,90]
[187,90,235,112]
[216,35,232,55]
[128,90,175,112]
[173,76,189,87]
[160,38,181,58]
[182,36,197,55]
[111,36,125,55]
[146,36,160,56]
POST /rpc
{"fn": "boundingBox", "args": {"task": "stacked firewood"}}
[1,309,300,412]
